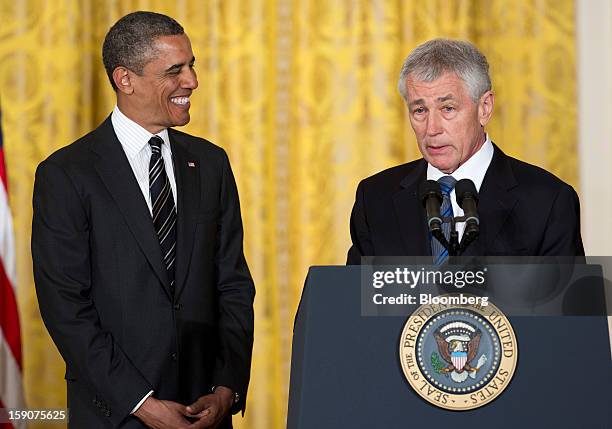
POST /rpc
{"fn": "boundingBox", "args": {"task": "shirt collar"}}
[111,105,171,159]
[426,134,494,191]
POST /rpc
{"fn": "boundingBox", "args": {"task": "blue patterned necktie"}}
[431,175,457,265]
[149,136,177,293]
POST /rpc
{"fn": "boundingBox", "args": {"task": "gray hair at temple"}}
[102,11,184,90]
[397,39,492,103]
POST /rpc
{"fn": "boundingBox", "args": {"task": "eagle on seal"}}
[434,327,482,374]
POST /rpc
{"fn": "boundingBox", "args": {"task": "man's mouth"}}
[427,145,449,154]
[170,96,190,106]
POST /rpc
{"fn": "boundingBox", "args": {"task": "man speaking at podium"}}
[347,39,584,264]
[32,11,254,429]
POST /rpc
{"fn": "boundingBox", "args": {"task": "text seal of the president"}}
[399,294,518,410]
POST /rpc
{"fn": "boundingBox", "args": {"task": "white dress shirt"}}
[427,134,494,240]
[111,105,177,413]
[111,105,177,215]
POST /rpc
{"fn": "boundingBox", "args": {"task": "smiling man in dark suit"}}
[347,39,584,264]
[32,11,254,429]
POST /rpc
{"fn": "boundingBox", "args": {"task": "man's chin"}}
[171,114,191,127]
[428,158,458,174]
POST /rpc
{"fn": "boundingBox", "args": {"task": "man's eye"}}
[443,106,455,112]
[414,107,425,114]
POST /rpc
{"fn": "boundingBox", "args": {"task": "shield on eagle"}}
[451,350,468,371]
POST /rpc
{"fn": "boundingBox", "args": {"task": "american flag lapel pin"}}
[187,161,196,168]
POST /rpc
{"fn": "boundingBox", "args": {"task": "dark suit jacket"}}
[32,117,255,428]
[347,144,584,263]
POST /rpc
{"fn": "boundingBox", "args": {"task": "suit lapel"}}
[465,144,519,256]
[393,160,431,256]
[90,118,172,297]
[393,145,519,258]
[169,130,200,299]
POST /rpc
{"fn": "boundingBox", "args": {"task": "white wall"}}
[577,0,612,255]
[576,0,612,356]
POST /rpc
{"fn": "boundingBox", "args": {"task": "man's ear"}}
[478,90,494,127]
[112,67,134,95]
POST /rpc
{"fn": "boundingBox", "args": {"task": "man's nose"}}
[182,68,198,90]
[426,112,443,136]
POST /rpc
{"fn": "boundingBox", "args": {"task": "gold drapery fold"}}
[0,1,575,428]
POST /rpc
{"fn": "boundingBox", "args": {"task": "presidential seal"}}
[399,294,517,411]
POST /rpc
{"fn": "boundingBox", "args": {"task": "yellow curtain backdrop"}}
[0,1,576,428]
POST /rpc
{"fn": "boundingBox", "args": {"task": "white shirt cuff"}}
[131,390,154,414]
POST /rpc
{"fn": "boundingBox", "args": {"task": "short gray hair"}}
[102,11,184,90]
[397,39,491,103]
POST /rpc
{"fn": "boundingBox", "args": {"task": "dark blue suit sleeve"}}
[211,151,255,413]
[347,180,375,265]
[539,183,585,256]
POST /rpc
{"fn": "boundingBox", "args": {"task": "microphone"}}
[418,180,443,233]
[455,179,479,240]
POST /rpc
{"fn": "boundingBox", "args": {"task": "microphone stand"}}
[439,214,478,257]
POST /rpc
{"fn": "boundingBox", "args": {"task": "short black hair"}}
[102,11,184,90]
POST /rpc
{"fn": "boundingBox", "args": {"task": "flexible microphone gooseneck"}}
[455,178,480,248]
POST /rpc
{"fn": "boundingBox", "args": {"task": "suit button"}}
[174,303,182,311]
[171,352,177,361]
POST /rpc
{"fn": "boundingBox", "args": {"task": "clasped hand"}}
[134,387,234,429]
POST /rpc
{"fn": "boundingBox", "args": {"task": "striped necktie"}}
[431,175,457,265]
[148,136,177,292]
